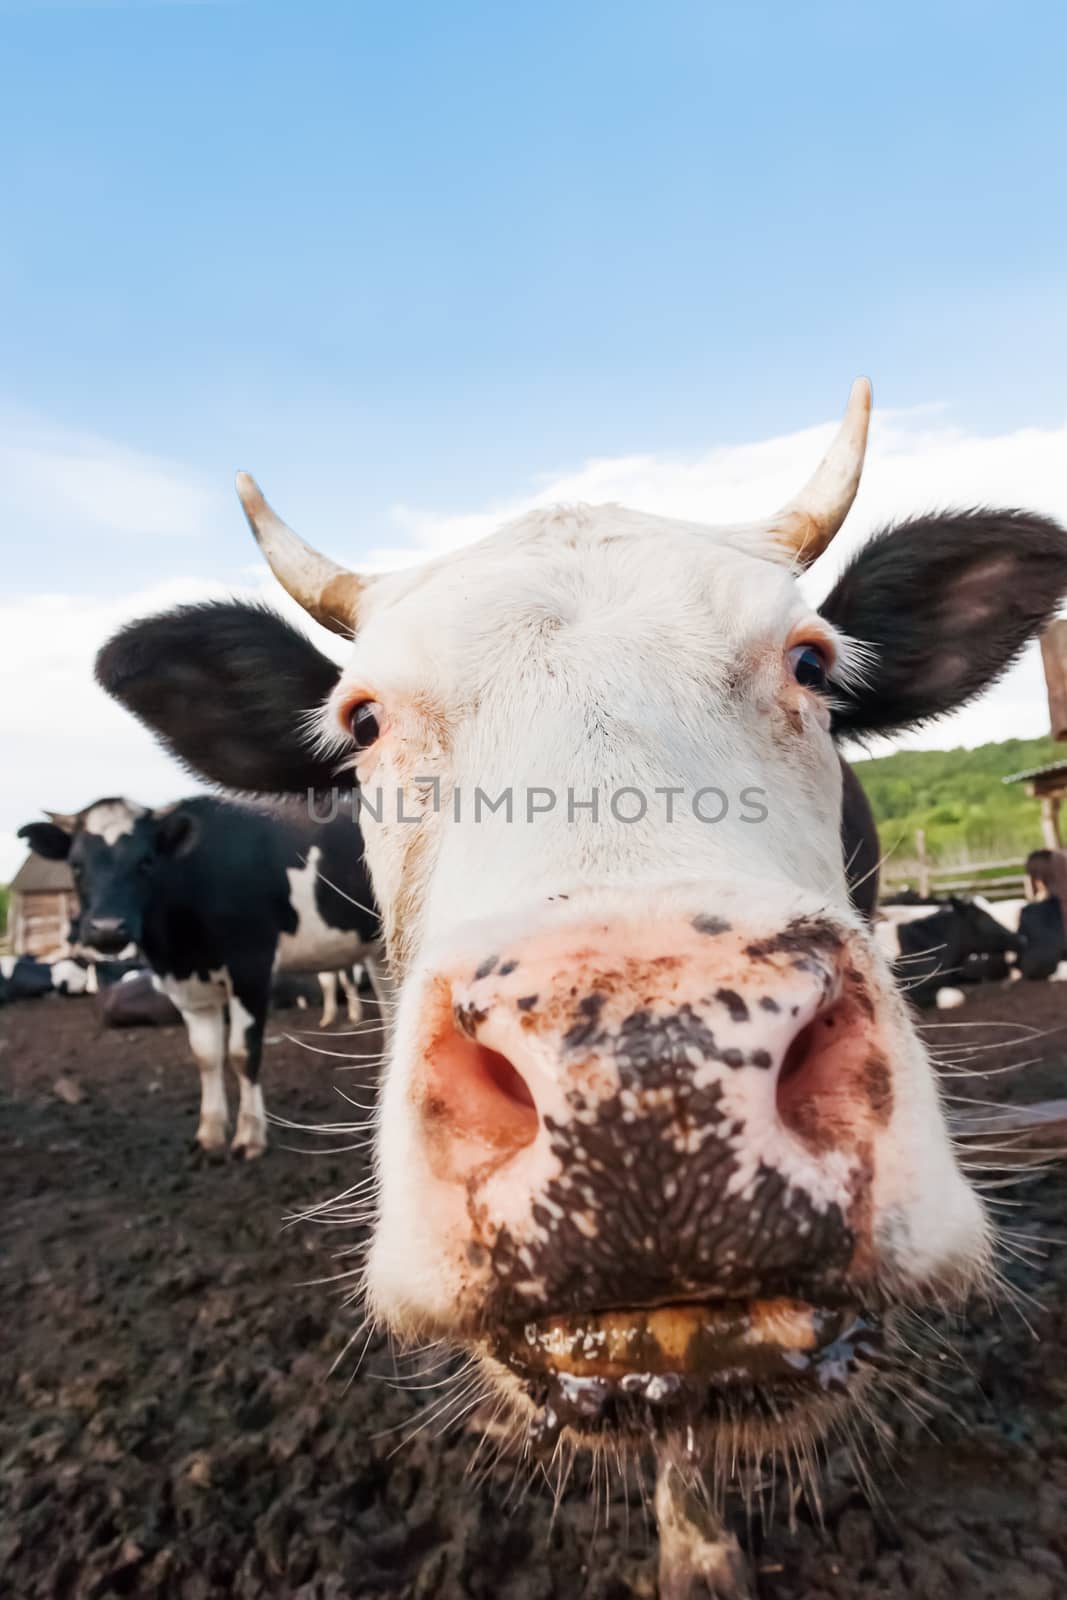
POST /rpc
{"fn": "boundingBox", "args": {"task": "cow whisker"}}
[284,1034,382,1061]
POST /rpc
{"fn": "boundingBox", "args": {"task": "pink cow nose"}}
[413,917,888,1236]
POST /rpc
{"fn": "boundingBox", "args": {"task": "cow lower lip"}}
[488,1297,883,1440]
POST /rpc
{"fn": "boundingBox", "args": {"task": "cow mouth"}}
[487,1297,883,1443]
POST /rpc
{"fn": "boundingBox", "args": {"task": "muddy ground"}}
[3,980,1067,1600]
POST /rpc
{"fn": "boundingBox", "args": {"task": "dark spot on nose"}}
[475,955,499,981]
[759,996,780,1014]
[454,1001,489,1038]
[715,987,749,1023]
[517,995,539,1012]
[562,993,606,1051]
[693,914,731,936]
[864,1053,893,1122]
[746,915,843,964]
[499,960,518,977]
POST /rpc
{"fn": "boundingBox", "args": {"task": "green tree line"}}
[852,735,1062,870]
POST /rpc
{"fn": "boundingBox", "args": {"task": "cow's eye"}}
[348,700,383,750]
[788,643,830,691]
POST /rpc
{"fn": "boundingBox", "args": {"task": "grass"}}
[851,734,1063,881]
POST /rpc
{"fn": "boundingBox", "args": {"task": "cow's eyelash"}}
[829,635,875,692]
[304,703,350,762]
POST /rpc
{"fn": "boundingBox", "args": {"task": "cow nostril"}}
[420,1010,539,1165]
[482,1047,537,1114]
[775,1003,848,1144]
[779,1019,819,1089]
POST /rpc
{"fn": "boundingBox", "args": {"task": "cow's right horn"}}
[235,473,363,636]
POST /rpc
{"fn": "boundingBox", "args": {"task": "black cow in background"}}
[18,795,384,1158]
[0,954,91,1006]
[878,896,1024,1008]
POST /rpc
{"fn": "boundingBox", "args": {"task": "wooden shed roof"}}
[8,853,75,894]
[1003,759,1067,786]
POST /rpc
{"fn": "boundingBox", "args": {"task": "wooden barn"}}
[7,852,79,957]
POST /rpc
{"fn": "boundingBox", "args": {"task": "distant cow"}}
[876,897,1024,1007]
[0,954,91,1005]
[17,796,384,1157]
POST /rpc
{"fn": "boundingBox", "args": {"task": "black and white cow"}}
[90,382,1067,1572]
[17,795,384,1157]
[0,954,92,1005]
[875,895,1024,1007]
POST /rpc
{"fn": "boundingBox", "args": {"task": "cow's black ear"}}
[820,509,1067,739]
[96,602,351,795]
[154,809,199,858]
[17,822,72,860]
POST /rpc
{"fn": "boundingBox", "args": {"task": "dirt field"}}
[3,981,1067,1600]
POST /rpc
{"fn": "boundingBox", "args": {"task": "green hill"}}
[852,735,1063,878]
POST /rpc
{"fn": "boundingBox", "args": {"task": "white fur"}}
[973,895,1026,932]
[83,799,146,845]
[338,965,363,1023]
[276,848,371,972]
[159,971,230,1152]
[318,966,363,1027]
[49,959,89,995]
[318,970,339,1027]
[292,501,990,1330]
[228,990,266,1155]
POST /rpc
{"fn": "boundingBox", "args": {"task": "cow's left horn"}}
[235,472,363,636]
[44,810,78,832]
[768,377,872,567]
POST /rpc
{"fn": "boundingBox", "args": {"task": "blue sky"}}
[3,0,1067,589]
[2,0,1067,875]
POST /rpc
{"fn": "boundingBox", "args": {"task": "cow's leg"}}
[318,971,338,1028]
[339,965,363,1024]
[86,963,99,996]
[181,1003,229,1154]
[227,971,270,1159]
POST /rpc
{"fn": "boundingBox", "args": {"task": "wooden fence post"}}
[1040,620,1067,741]
[1041,794,1062,849]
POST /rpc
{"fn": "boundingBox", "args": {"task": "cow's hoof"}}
[231,1116,268,1159]
[195,1115,229,1156]
[231,1139,267,1161]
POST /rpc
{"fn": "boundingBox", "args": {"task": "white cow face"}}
[324,509,854,976]
[96,382,1067,1460]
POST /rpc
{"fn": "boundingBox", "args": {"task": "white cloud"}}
[379,405,1067,759]
[0,410,227,540]
[4,401,1066,884]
